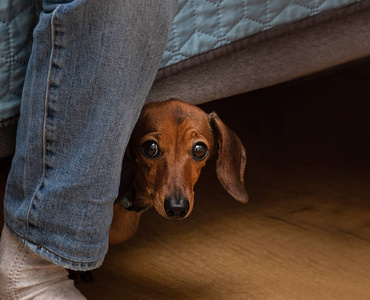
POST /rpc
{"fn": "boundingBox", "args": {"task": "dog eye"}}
[192,142,208,161]
[141,141,159,158]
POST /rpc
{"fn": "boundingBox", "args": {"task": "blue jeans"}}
[4,0,177,271]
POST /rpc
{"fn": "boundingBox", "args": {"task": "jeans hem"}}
[5,224,105,271]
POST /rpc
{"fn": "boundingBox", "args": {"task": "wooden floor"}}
[1,58,370,299]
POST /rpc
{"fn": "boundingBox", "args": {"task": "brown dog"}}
[109,99,248,245]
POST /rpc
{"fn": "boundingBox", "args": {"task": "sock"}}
[0,225,86,300]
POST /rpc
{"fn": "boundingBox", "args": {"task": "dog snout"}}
[164,197,189,219]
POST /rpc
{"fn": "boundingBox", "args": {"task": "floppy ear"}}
[209,112,249,203]
[116,148,136,204]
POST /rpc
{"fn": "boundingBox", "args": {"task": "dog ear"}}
[117,148,136,202]
[209,112,249,203]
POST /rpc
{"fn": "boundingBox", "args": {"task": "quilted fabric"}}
[0,0,38,121]
[0,0,364,121]
[160,0,363,69]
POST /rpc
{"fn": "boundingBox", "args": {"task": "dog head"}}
[119,99,248,219]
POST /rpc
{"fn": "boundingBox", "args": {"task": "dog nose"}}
[164,197,189,219]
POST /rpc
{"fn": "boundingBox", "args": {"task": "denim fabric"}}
[4,0,178,271]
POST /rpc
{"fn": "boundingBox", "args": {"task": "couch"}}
[1,0,370,158]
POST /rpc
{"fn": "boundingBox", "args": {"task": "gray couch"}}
[1,0,370,158]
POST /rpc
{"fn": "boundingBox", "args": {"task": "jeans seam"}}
[24,5,62,238]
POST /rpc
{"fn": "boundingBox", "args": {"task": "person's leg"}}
[1,0,177,297]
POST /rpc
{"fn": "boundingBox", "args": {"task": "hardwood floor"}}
[77,59,370,299]
[1,58,370,299]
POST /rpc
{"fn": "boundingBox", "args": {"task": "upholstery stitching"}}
[8,8,36,59]
[264,0,269,30]
[215,1,223,45]
[190,0,198,45]
[0,1,34,23]
[290,0,315,11]
[0,1,36,104]
[8,90,23,97]
[0,56,29,66]
[161,0,362,69]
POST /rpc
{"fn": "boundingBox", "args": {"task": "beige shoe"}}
[0,225,86,300]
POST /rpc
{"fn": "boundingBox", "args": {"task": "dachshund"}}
[109,99,248,245]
